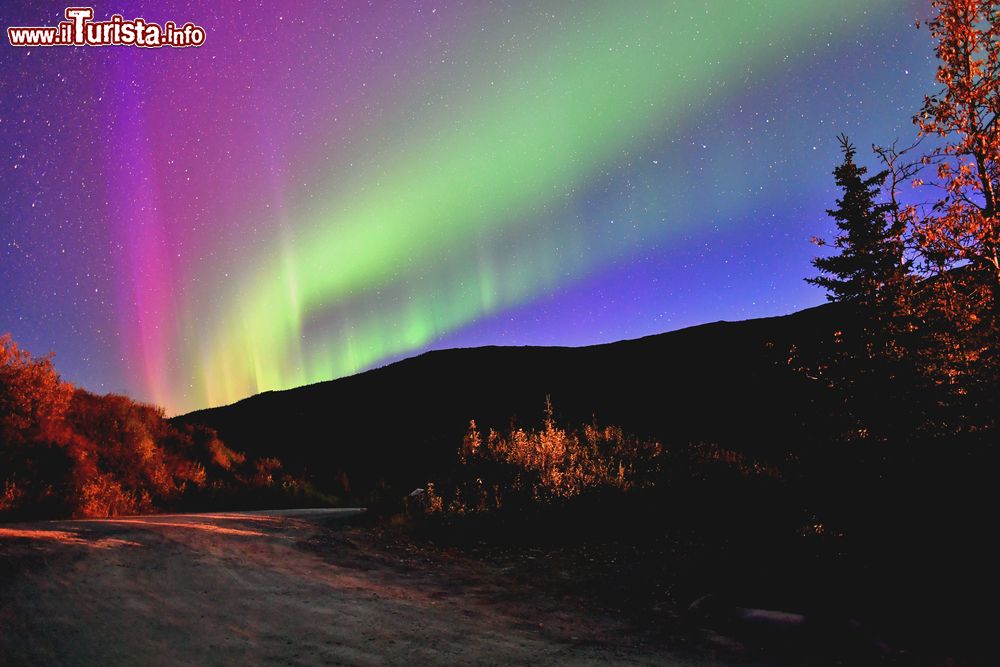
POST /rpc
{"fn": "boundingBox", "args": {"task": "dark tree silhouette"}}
[801,138,917,443]
[808,135,908,322]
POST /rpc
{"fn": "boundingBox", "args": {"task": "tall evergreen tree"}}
[807,135,906,317]
[802,137,916,442]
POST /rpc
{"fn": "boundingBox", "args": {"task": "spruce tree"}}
[804,136,915,442]
[807,135,905,316]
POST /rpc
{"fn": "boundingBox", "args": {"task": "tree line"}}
[805,0,999,443]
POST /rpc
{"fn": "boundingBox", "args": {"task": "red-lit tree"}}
[910,1,1000,410]
[915,0,1000,301]
[0,334,73,445]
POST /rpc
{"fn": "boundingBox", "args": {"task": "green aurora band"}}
[167,0,904,411]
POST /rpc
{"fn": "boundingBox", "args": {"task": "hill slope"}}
[175,303,845,496]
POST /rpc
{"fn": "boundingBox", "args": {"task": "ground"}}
[0,508,726,666]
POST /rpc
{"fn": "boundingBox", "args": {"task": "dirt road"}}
[0,509,703,666]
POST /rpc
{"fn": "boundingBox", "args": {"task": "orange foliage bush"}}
[0,334,287,520]
[423,398,663,514]
[77,473,146,518]
[0,334,73,444]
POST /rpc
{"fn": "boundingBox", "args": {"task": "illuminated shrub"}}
[249,457,283,487]
[0,334,73,444]
[77,473,143,518]
[0,333,291,520]
[436,398,663,514]
[0,480,24,514]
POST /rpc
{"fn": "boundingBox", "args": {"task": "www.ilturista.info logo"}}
[7,7,206,48]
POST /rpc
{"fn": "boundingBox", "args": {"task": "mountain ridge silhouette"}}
[174,302,846,495]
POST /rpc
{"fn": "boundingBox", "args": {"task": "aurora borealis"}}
[2,1,935,414]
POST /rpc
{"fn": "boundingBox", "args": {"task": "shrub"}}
[421,398,663,515]
[0,333,305,520]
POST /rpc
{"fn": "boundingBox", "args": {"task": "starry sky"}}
[1,0,936,415]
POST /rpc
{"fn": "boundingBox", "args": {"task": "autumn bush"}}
[0,334,314,520]
[411,397,795,521]
[417,398,665,515]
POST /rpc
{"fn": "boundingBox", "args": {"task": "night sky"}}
[1,1,936,414]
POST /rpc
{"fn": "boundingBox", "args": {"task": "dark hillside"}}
[176,303,847,495]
